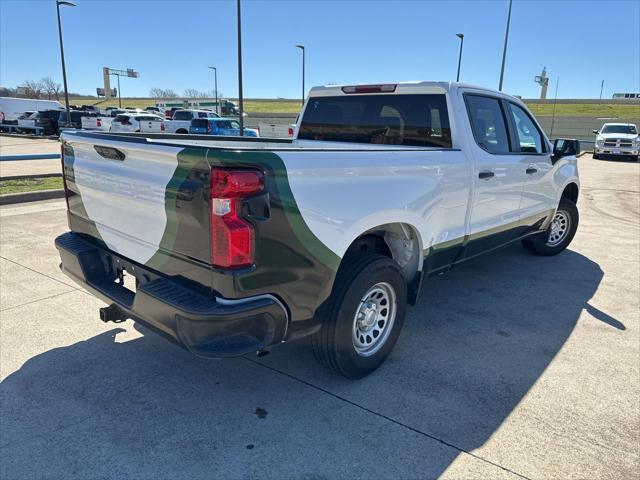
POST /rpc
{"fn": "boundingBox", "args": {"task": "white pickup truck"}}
[258,122,296,138]
[141,109,219,134]
[592,123,639,160]
[56,81,580,379]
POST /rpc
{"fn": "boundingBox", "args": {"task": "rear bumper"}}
[55,232,288,358]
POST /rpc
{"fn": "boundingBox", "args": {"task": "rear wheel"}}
[176,129,188,134]
[310,253,407,379]
[593,149,599,160]
[522,199,579,256]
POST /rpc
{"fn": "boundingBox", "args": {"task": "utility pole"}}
[209,67,218,115]
[56,1,76,127]
[498,0,512,91]
[600,80,604,100]
[295,45,305,106]
[236,0,244,135]
[456,33,464,82]
[550,77,560,138]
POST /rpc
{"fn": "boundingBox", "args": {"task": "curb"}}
[0,133,59,140]
[0,173,62,181]
[0,189,65,205]
[0,154,61,161]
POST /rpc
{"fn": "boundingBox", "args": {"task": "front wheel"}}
[310,253,407,379]
[593,149,599,160]
[522,199,579,256]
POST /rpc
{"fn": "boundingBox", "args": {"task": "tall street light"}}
[295,45,305,106]
[208,66,218,115]
[455,33,464,82]
[236,0,244,135]
[498,0,513,91]
[56,0,75,127]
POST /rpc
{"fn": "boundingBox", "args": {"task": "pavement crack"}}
[0,289,79,313]
[243,357,531,480]
[0,255,79,290]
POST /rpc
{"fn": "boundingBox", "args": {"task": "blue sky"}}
[1,0,639,99]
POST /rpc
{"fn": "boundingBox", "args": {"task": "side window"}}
[465,95,510,154]
[508,103,544,153]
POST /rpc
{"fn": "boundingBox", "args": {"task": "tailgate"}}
[140,120,164,133]
[62,132,212,285]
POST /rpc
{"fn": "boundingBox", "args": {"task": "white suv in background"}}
[593,123,639,160]
[109,113,165,133]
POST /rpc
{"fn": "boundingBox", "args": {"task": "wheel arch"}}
[339,221,424,302]
[560,181,579,204]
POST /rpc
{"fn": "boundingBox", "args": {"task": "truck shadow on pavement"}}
[1,245,613,479]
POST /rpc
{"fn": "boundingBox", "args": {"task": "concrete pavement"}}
[0,155,638,479]
[0,136,61,178]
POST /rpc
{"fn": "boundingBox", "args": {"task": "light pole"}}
[498,0,512,91]
[208,66,219,115]
[295,45,305,106]
[236,0,244,135]
[56,0,75,127]
[455,33,464,82]
[115,73,122,108]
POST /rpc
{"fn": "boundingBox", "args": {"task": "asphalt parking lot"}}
[1,154,638,479]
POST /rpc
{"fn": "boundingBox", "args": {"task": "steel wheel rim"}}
[352,282,397,357]
[547,209,571,247]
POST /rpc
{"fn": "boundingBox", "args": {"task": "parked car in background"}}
[144,106,162,115]
[593,123,639,160]
[81,115,112,131]
[157,109,220,134]
[189,117,258,136]
[32,109,65,135]
[0,97,64,124]
[58,110,98,130]
[109,113,165,133]
[258,122,296,138]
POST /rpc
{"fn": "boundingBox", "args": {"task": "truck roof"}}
[308,81,518,99]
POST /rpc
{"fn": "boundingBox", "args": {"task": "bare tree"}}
[184,88,208,98]
[23,80,44,99]
[41,77,62,100]
[150,87,179,98]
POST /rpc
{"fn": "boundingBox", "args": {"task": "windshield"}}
[601,125,637,134]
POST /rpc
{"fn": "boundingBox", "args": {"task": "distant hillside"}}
[66,96,639,119]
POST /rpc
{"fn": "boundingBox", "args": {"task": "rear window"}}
[35,110,62,119]
[214,120,238,129]
[298,94,452,147]
[114,115,129,122]
[173,111,192,121]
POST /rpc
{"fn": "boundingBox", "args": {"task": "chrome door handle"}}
[478,171,495,179]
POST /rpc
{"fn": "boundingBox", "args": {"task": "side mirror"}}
[592,130,599,135]
[552,138,580,163]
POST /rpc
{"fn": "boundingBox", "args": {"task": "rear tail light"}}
[210,168,264,268]
[160,122,165,131]
[96,118,102,127]
[288,127,294,137]
[341,84,397,94]
[207,122,213,133]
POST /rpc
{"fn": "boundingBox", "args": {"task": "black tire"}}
[176,129,188,134]
[310,253,407,379]
[522,199,579,256]
[592,149,599,160]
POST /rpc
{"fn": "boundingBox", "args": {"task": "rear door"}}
[462,92,525,257]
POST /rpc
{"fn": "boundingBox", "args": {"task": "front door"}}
[462,93,525,258]
[504,101,556,234]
